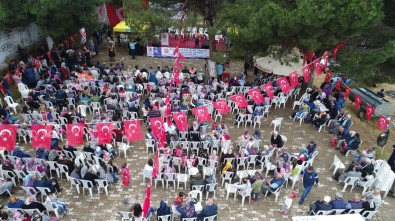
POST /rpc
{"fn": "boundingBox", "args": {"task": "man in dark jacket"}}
[309,196,333,215]
[198,198,218,220]
[55,86,67,109]
[331,192,350,209]
[270,131,283,148]
[190,173,206,190]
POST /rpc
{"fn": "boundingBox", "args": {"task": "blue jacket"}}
[8,199,25,208]
[331,199,350,209]
[338,129,351,141]
[346,137,361,150]
[198,204,218,220]
[301,169,319,187]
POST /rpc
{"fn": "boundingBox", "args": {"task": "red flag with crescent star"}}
[277,77,291,94]
[32,125,53,149]
[288,71,299,88]
[165,91,172,126]
[313,59,323,76]
[261,82,274,99]
[0,125,17,151]
[377,115,389,130]
[322,53,330,69]
[66,124,85,146]
[247,88,265,104]
[354,95,363,109]
[302,65,311,83]
[96,122,114,145]
[213,99,231,114]
[124,120,143,142]
[153,152,159,178]
[230,94,248,108]
[172,112,188,132]
[149,117,166,147]
[345,87,352,100]
[366,104,375,121]
[324,70,332,83]
[333,39,346,60]
[335,80,342,91]
[192,106,212,123]
[143,180,152,218]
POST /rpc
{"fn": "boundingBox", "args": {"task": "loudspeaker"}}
[201,42,210,49]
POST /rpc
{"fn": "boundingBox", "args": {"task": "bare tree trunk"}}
[209,32,216,57]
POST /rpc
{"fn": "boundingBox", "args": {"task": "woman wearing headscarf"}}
[156,200,171,218]
[189,121,201,141]
[253,130,262,140]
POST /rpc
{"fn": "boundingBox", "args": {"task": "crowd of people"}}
[0,36,392,221]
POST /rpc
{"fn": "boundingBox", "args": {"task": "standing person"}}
[108,41,116,61]
[377,89,385,98]
[298,166,319,205]
[194,34,200,48]
[129,39,137,59]
[216,63,224,81]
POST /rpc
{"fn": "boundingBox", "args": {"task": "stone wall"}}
[0,23,41,70]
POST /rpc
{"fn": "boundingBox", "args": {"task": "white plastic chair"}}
[238,186,252,205]
[165,173,177,189]
[80,179,94,197]
[308,151,319,166]
[244,114,254,127]
[95,179,109,195]
[247,155,258,169]
[46,161,60,178]
[264,155,277,177]
[77,105,88,117]
[360,178,377,195]
[188,190,203,211]
[329,154,345,176]
[154,173,165,188]
[264,183,283,201]
[119,211,133,221]
[58,164,69,180]
[235,115,246,128]
[205,183,217,199]
[44,197,60,218]
[36,187,51,202]
[18,83,30,98]
[270,117,283,131]
[221,171,234,187]
[142,169,153,182]
[69,177,81,194]
[4,96,19,113]
[21,186,39,201]
[145,139,156,153]
[253,116,264,129]
[158,214,173,221]
[236,157,248,171]
[177,173,188,190]
[225,183,237,201]
[202,215,217,221]
[361,210,378,221]
[339,176,360,192]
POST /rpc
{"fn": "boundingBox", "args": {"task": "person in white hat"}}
[309,196,333,215]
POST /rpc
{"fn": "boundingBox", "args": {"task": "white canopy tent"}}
[255,56,304,76]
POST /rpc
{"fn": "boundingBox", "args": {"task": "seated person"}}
[336,166,362,182]
[331,192,351,209]
[8,195,46,213]
[32,174,62,193]
[0,178,14,195]
[57,155,75,175]
[156,200,171,218]
[312,110,328,128]
[261,173,285,195]
[11,147,31,158]
[270,131,283,148]
[309,196,333,214]
[361,188,382,212]
[298,141,317,161]
[174,192,186,206]
[45,192,68,214]
[176,198,197,220]
[335,126,351,150]
[341,133,362,154]
[197,198,218,221]
[227,177,251,194]
[81,165,99,186]
[348,194,363,209]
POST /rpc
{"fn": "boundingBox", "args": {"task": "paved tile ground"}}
[1,45,394,221]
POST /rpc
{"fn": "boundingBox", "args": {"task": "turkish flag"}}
[66,124,85,146]
[366,104,375,121]
[322,53,330,69]
[313,59,323,76]
[261,82,275,99]
[173,47,179,55]
[248,88,265,104]
[177,52,185,60]
[288,71,299,88]
[377,115,389,130]
[172,112,188,132]
[213,99,231,114]
[143,181,151,218]
[175,58,183,69]
[0,125,17,151]
[32,125,53,149]
[333,39,347,60]
[302,65,311,83]
[354,95,363,109]
[96,122,114,145]
[149,117,167,146]
[192,106,212,122]
[324,71,332,83]
[173,68,181,85]
[152,153,159,178]
[124,120,143,142]
[230,94,248,108]
[335,80,342,91]
[304,50,315,65]
[277,77,291,94]
[345,87,352,100]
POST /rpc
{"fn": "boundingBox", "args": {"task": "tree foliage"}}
[0,0,106,40]
[219,0,384,56]
[124,0,223,54]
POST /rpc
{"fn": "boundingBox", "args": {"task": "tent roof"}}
[113,21,134,33]
[255,53,304,76]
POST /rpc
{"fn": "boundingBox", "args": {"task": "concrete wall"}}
[0,23,41,70]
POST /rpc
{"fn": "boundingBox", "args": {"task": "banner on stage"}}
[147,46,210,59]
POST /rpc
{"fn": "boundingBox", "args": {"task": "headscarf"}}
[156,200,171,216]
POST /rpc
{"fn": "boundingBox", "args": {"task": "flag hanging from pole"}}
[79,27,87,44]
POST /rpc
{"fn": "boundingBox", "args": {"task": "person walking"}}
[299,166,319,205]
